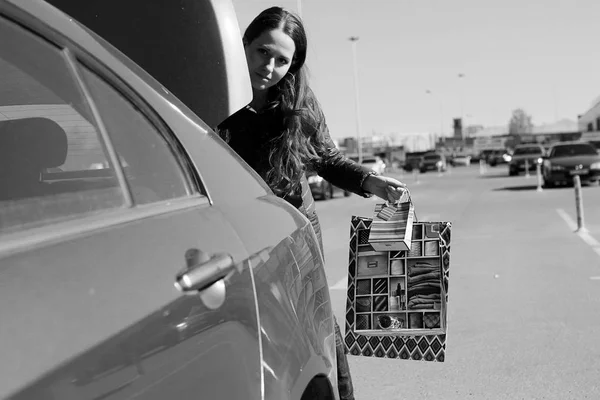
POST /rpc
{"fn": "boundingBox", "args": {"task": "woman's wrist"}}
[361,171,379,194]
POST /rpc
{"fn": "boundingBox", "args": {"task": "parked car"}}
[449,154,471,167]
[0,1,338,399]
[478,149,495,164]
[362,156,387,175]
[542,142,600,187]
[487,149,510,166]
[508,144,545,176]
[403,154,424,172]
[420,153,447,172]
[307,171,351,200]
[350,155,386,175]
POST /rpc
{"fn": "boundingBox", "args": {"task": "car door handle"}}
[175,253,235,292]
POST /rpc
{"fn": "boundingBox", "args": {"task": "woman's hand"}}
[362,174,408,203]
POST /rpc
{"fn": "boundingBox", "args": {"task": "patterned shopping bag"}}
[345,209,452,362]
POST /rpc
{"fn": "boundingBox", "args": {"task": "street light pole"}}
[426,89,445,138]
[458,73,465,121]
[349,36,363,164]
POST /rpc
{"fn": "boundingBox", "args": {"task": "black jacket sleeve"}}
[311,122,374,197]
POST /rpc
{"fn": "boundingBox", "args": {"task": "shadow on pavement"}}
[479,173,510,179]
[493,185,541,191]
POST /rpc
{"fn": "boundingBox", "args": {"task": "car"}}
[403,155,424,172]
[307,171,351,200]
[542,142,600,187]
[478,149,495,163]
[420,153,447,172]
[449,154,471,167]
[508,144,545,176]
[0,1,338,399]
[350,155,386,175]
[487,149,510,166]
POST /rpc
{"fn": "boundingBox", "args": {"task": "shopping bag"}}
[344,200,452,362]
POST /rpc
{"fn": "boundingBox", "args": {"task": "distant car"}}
[420,153,447,172]
[508,144,545,176]
[307,171,351,199]
[403,155,423,172]
[542,142,600,187]
[363,156,387,174]
[351,155,386,175]
[487,149,510,166]
[479,149,495,163]
[449,154,471,167]
[0,1,338,399]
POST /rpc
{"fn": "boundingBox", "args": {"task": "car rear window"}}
[551,144,598,158]
[513,146,542,155]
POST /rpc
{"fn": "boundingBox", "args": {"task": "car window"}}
[78,65,196,204]
[0,16,124,232]
[551,144,598,158]
[513,146,542,155]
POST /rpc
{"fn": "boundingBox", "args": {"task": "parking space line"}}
[556,208,600,259]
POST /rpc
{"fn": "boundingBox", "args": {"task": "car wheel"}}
[509,169,517,176]
[343,190,351,197]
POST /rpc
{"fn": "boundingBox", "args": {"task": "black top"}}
[217,106,372,210]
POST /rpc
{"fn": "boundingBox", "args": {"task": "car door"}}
[0,9,261,400]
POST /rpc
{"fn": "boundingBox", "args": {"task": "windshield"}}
[550,144,598,158]
[424,155,441,160]
[513,146,542,155]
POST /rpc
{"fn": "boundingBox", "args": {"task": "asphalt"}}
[316,164,600,400]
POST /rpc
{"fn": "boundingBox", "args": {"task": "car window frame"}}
[73,57,205,200]
[0,6,211,258]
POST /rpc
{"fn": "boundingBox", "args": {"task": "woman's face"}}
[245,28,296,91]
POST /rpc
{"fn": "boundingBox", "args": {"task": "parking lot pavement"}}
[318,165,600,400]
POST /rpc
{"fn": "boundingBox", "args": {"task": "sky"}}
[231,0,600,144]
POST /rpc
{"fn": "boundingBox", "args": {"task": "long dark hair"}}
[243,7,329,196]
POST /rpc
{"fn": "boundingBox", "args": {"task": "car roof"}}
[550,141,593,148]
[514,144,543,149]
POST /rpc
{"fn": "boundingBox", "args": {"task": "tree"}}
[508,108,534,135]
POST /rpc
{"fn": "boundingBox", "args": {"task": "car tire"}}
[343,190,351,197]
[509,169,517,176]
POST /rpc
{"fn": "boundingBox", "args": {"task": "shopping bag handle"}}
[383,188,418,222]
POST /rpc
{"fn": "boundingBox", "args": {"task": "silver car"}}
[0,1,338,399]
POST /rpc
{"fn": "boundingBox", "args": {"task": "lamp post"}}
[458,73,465,120]
[426,89,445,138]
[349,36,363,163]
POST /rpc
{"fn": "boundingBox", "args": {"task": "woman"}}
[218,7,407,400]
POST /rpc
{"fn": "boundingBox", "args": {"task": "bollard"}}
[524,159,530,178]
[413,168,420,184]
[437,163,443,177]
[536,163,543,192]
[573,175,587,232]
[479,159,486,175]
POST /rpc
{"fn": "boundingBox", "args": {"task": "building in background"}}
[578,96,600,132]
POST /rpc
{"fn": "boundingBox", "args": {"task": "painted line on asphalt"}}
[329,276,347,290]
[556,208,600,260]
